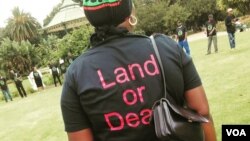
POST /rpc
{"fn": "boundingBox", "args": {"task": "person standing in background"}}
[205,14,218,55]
[176,21,191,55]
[31,66,45,90]
[49,63,62,87]
[0,75,13,102]
[59,58,67,79]
[225,8,236,49]
[65,52,75,67]
[10,69,27,98]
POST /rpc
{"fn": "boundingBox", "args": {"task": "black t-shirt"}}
[10,73,22,86]
[60,63,67,74]
[205,20,217,36]
[61,34,201,141]
[0,77,8,90]
[50,65,58,75]
[33,71,41,79]
[66,56,75,66]
[176,26,186,41]
[225,15,236,33]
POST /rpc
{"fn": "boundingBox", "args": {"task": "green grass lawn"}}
[0,31,250,141]
[0,86,67,141]
[189,31,250,140]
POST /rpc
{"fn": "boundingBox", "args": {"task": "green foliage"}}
[26,87,37,94]
[57,25,93,59]
[10,90,19,97]
[135,1,167,35]
[5,7,41,43]
[240,15,250,27]
[216,21,226,32]
[178,0,217,30]
[135,0,217,34]
[1,22,93,76]
[0,38,30,73]
[38,35,60,66]
[219,0,250,15]
[0,38,42,74]
[0,28,7,41]
[163,3,191,34]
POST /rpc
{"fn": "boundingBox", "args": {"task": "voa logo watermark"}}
[226,129,246,136]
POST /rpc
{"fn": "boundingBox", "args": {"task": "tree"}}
[43,2,63,27]
[135,1,168,35]
[57,25,93,60]
[0,38,36,74]
[163,3,190,34]
[38,35,60,66]
[135,0,191,35]
[178,0,217,31]
[6,7,41,43]
[0,28,7,42]
[219,0,250,15]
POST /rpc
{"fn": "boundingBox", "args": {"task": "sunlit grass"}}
[189,30,250,141]
[0,86,67,141]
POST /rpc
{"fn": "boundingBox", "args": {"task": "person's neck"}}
[117,25,131,32]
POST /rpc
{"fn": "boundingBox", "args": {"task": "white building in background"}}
[44,0,88,34]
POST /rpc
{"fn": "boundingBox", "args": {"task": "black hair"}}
[90,25,129,46]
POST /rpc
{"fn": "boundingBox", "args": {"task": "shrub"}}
[26,87,37,94]
[11,90,19,97]
[216,21,226,32]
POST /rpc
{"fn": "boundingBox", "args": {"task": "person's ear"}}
[128,15,138,26]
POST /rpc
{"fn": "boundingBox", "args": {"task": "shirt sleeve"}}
[60,70,91,132]
[179,47,202,91]
[154,34,202,92]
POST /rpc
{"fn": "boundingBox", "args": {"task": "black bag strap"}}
[149,35,168,98]
[150,35,179,103]
[149,35,209,123]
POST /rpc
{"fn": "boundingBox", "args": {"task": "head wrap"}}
[83,0,133,27]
